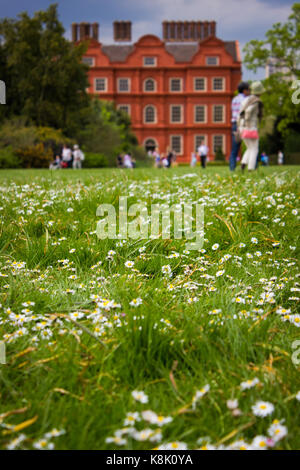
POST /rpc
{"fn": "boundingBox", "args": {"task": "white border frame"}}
[212,104,225,123]
[144,105,157,124]
[212,77,225,92]
[143,78,157,93]
[117,77,131,93]
[169,77,183,93]
[170,104,184,124]
[194,77,207,92]
[194,105,207,124]
[170,135,183,155]
[94,77,108,93]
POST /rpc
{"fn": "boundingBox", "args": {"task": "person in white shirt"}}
[197,141,209,168]
[73,144,84,169]
[61,144,72,168]
[229,82,250,171]
[278,150,284,165]
[123,153,133,168]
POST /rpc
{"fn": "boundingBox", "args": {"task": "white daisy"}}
[252,401,274,417]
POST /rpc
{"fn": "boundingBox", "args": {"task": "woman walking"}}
[238,81,265,171]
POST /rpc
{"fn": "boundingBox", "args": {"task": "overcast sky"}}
[0,0,296,80]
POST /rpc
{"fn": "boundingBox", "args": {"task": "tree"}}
[0,3,89,135]
[243,2,300,135]
[77,99,139,165]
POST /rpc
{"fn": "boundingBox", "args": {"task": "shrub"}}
[0,146,22,169]
[83,153,109,168]
[207,160,227,166]
[15,143,53,168]
[214,147,226,161]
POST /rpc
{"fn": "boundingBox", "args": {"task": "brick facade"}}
[74,22,242,162]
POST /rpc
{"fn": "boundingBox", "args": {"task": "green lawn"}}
[0,166,299,450]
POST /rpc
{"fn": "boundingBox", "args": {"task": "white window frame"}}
[143,78,157,92]
[213,134,226,154]
[170,135,183,155]
[82,56,95,67]
[143,57,157,67]
[213,104,225,123]
[212,77,225,91]
[169,78,183,92]
[206,56,220,66]
[117,104,131,116]
[94,77,108,93]
[194,105,207,123]
[117,77,131,93]
[144,105,157,124]
[170,105,183,124]
[194,135,208,152]
[194,77,207,92]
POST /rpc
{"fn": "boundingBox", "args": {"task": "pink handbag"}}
[241,129,259,139]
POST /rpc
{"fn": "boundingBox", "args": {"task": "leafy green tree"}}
[78,99,138,165]
[243,2,300,135]
[0,3,89,134]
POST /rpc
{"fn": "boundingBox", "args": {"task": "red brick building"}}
[72,21,242,162]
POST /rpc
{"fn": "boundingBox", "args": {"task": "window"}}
[118,78,130,92]
[170,135,183,154]
[143,57,157,67]
[144,138,157,152]
[194,135,207,152]
[95,78,107,92]
[213,77,225,91]
[194,77,206,91]
[206,56,219,66]
[170,78,183,92]
[170,105,183,123]
[213,135,225,154]
[194,105,206,123]
[213,105,225,123]
[117,105,131,115]
[144,105,156,123]
[144,78,156,92]
[82,57,95,67]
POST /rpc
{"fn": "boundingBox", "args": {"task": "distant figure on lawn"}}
[123,152,133,168]
[190,152,197,167]
[278,150,284,165]
[49,155,61,170]
[238,81,265,172]
[260,151,269,166]
[166,147,175,168]
[61,144,72,168]
[73,144,84,169]
[153,147,161,168]
[197,140,209,168]
[116,154,123,168]
[229,81,250,171]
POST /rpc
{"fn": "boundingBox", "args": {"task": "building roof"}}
[101,40,239,63]
[165,44,199,62]
[102,45,134,62]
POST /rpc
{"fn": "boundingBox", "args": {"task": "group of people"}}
[49,144,85,170]
[148,148,176,168]
[116,152,136,168]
